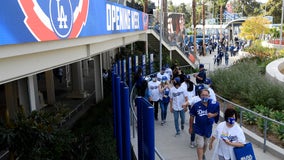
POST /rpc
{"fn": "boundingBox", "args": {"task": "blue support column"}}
[117,60,121,77]
[127,57,132,90]
[144,104,155,160]
[121,59,126,82]
[121,83,131,160]
[135,97,143,160]
[135,97,155,160]
[112,70,117,137]
[115,76,123,160]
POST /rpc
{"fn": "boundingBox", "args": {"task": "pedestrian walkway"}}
[131,49,282,160]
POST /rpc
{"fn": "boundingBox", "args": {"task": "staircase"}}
[147,29,199,69]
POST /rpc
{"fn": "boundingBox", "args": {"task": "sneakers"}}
[202,154,206,160]
[161,120,165,126]
[190,141,195,148]
[181,125,184,130]
[175,131,180,136]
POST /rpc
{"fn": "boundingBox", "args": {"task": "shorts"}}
[195,134,209,148]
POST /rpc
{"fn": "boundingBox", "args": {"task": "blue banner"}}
[0,0,148,46]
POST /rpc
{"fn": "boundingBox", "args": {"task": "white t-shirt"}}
[148,80,161,102]
[208,87,217,102]
[169,86,187,111]
[213,121,246,160]
[188,96,201,106]
[181,82,196,97]
[165,68,173,78]
[157,72,170,82]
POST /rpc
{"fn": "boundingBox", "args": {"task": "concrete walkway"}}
[131,50,282,160]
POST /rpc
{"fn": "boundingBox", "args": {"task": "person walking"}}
[169,77,189,136]
[189,89,220,160]
[209,108,246,160]
[188,84,204,148]
[148,74,161,120]
[194,64,206,84]
[203,78,217,102]
[159,76,171,125]
[225,51,229,66]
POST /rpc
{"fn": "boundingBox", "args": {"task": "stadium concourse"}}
[131,50,282,160]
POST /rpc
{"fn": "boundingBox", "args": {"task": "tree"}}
[0,110,74,159]
[192,0,197,55]
[266,0,282,23]
[202,0,207,56]
[239,16,270,40]
[217,0,226,40]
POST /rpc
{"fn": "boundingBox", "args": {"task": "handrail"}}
[130,82,165,160]
[216,94,284,153]
[130,77,284,159]
[59,90,96,127]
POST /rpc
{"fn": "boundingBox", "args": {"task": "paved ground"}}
[131,50,282,160]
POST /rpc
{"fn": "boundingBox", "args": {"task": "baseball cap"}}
[185,74,191,79]
[174,77,181,84]
[204,78,212,85]
[161,76,168,82]
[199,64,204,68]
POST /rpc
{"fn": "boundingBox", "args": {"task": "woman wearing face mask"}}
[189,89,220,160]
[209,108,246,160]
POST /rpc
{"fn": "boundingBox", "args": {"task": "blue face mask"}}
[228,117,235,125]
[201,97,209,103]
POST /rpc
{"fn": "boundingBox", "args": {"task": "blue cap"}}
[199,64,204,68]
[196,84,205,91]
[162,67,166,71]
[204,78,212,85]
[151,74,157,78]
[185,74,191,79]
[174,77,181,84]
[162,76,168,82]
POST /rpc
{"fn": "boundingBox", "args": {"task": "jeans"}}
[150,100,159,120]
[173,110,185,133]
[160,101,169,121]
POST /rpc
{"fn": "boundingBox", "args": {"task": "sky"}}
[151,0,268,7]
[151,0,190,7]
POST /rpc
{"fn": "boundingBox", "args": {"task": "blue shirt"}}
[190,99,220,138]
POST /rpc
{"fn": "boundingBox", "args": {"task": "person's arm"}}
[189,115,194,134]
[170,98,173,113]
[223,140,244,148]
[209,136,216,150]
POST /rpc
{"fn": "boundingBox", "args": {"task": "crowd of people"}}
[134,63,246,160]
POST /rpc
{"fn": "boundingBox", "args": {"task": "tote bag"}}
[233,142,256,160]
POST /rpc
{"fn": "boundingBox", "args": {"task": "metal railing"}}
[59,90,96,127]
[216,94,284,153]
[129,80,284,159]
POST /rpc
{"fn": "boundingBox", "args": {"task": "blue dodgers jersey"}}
[190,100,220,137]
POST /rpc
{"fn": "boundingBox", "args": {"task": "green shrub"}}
[211,58,284,111]
[243,111,257,125]
[273,124,284,141]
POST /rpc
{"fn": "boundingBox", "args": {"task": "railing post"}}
[112,71,117,138]
[135,97,143,160]
[121,83,131,160]
[135,97,155,160]
[239,109,243,127]
[144,104,155,160]
[115,76,123,160]
[263,119,268,152]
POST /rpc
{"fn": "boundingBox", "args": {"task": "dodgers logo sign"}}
[18,0,89,41]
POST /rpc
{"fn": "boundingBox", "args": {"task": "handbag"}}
[233,142,256,160]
